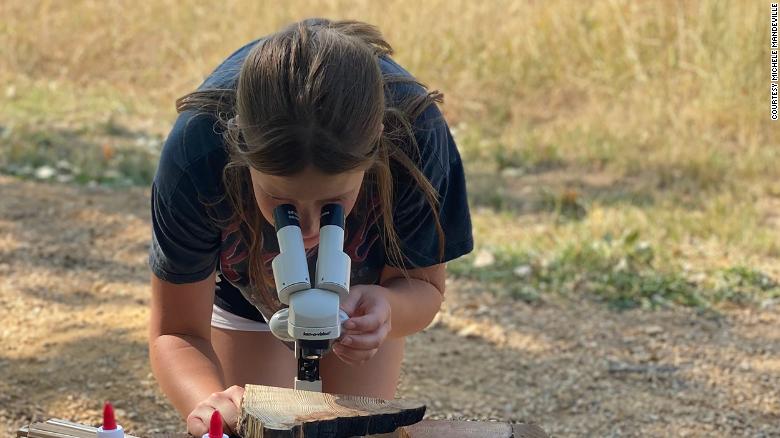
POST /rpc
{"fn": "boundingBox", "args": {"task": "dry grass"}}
[1,1,777,296]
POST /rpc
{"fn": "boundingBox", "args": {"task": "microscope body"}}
[268,204,351,391]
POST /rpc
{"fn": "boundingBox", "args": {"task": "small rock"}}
[760,298,779,309]
[500,167,525,177]
[55,160,73,171]
[474,305,491,316]
[34,166,56,180]
[513,265,532,278]
[613,258,628,272]
[103,169,121,180]
[473,250,495,268]
[457,324,480,338]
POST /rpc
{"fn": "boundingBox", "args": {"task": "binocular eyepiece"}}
[272,203,345,232]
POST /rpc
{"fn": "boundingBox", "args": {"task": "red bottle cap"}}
[208,410,223,438]
[103,401,117,431]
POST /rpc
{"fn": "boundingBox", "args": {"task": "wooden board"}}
[238,385,426,438]
[407,420,548,438]
[149,420,549,437]
[19,419,549,438]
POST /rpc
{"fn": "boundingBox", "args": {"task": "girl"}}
[147,18,473,436]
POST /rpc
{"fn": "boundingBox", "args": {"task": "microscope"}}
[267,203,351,392]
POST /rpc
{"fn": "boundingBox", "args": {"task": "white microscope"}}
[268,203,351,392]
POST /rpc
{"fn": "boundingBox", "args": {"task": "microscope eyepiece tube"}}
[320,203,345,229]
[274,204,300,231]
[314,203,350,298]
[271,204,310,304]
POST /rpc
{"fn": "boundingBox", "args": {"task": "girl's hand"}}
[334,285,392,366]
[187,385,244,437]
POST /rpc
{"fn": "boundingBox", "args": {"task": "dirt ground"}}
[0,174,778,437]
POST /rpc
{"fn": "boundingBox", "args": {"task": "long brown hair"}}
[176,18,445,311]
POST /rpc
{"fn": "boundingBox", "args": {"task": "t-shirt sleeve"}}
[148,114,222,284]
[388,102,474,268]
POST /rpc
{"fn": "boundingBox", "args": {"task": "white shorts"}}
[210,304,270,332]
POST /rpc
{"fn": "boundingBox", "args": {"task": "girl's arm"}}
[148,270,226,420]
[378,263,446,338]
[332,263,445,365]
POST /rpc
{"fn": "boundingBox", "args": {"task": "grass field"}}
[1,0,778,308]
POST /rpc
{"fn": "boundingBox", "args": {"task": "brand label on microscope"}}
[303,331,331,337]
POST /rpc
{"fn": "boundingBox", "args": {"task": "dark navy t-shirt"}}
[148,38,474,323]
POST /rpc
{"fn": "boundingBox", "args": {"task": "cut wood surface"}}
[238,385,426,438]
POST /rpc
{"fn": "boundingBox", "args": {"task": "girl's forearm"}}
[149,334,226,420]
[379,277,444,338]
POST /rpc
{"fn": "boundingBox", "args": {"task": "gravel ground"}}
[1,175,778,437]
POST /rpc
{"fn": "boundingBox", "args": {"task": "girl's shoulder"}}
[378,55,428,100]
[155,110,228,212]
